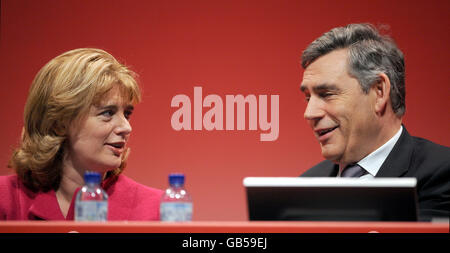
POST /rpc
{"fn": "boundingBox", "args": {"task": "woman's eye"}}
[124,110,133,120]
[100,110,114,117]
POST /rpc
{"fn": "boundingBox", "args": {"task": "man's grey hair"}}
[301,23,405,116]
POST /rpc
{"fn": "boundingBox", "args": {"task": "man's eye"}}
[305,96,311,102]
[319,92,332,98]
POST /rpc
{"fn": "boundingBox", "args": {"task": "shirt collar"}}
[357,126,403,177]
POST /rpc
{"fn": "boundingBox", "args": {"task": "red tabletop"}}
[0,221,448,233]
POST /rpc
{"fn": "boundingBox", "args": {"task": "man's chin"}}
[320,147,341,162]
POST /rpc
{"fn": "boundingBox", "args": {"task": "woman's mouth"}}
[105,142,125,156]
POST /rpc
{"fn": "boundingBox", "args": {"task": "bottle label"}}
[75,201,108,221]
[160,202,193,222]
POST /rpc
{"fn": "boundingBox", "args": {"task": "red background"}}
[1,0,449,221]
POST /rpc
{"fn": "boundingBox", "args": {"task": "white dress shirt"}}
[338,126,403,178]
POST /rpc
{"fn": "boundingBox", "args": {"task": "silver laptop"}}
[244,177,419,221]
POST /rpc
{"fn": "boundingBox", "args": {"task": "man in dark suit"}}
[299,23,449,220]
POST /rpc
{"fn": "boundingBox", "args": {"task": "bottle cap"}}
[169,173,185,186]
[84,171,101,184]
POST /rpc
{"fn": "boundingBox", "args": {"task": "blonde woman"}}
[0,48,163,220]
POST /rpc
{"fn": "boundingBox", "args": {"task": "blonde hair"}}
[9,48,141,192]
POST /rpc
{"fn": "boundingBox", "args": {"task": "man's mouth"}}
[316,126,339,137]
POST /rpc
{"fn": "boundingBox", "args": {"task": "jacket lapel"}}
[27,190,66,220]
[325,163,339,177]
[303,160,339,177]
[376,127,413,177]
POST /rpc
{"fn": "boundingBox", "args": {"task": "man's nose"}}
[304,96,324,121]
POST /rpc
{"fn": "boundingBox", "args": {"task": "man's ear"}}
[373,72,391,115]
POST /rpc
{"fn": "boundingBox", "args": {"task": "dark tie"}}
[341,164,367,177]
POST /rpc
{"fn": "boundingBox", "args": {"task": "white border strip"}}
[243,177,417,188]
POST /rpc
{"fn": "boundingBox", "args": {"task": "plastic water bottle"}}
[74,171,108,221]
[160,173,193,221]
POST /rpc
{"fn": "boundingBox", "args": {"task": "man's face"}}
[300,49,378,165]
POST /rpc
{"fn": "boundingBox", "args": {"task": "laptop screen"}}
[244,177,418,221]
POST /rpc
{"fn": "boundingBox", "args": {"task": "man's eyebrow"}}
[300,83,339,93]
[300,84,307,92]
[313,83,339,92]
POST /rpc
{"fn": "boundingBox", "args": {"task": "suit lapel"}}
[326,163,339,177]
[300,160,339,177]
[376,127,414,177]
[315,160,339,177]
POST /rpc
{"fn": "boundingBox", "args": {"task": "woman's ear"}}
[373,72,391,115]
[52,121,66,136]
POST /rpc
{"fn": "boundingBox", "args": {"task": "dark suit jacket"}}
[301,127,450,221]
